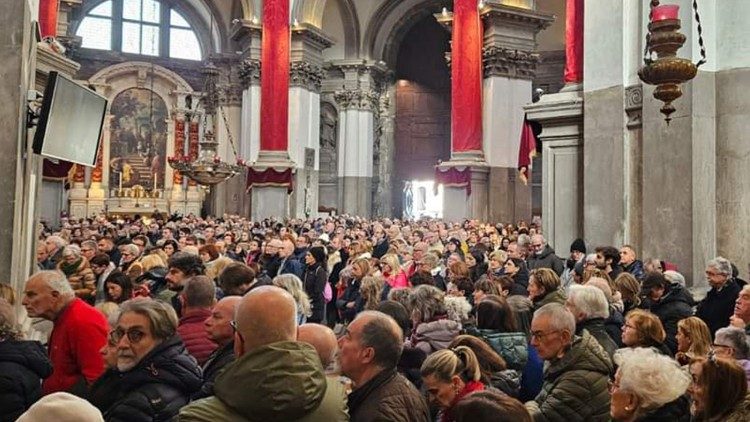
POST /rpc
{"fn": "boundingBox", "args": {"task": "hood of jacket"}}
[654,284,695,310]
[546,331,613,380]
[414,319,462,351]
[213,341,327,420]
[534,288,567,310]
[638,395,690,422]
[118,335,202,395]
[0,340,52,379]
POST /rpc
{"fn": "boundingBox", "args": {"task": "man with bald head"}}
[298,323,338,374]
[193,295,241,400]
[179,286,348,421]
[22,271,108,396]
[338,311,429,422]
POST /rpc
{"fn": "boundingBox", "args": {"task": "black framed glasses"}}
[109,327,146,344]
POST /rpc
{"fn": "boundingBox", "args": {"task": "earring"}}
[625,406,633,412]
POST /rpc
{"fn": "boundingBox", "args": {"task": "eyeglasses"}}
[109,327,147,344]
[530,330,560,341]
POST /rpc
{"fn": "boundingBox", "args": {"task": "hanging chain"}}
[692,0,707,67]
[642,0,659,65]
[219,104,240,162]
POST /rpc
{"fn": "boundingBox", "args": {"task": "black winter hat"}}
[570,238,586,254]
[308,246,327,264]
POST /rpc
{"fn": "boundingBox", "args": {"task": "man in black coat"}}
[696,257,741,337]
[641,272,694,354]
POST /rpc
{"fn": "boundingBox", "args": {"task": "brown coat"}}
[58,258,96,301]
[347,370,429,422]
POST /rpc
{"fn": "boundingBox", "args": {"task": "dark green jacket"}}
[533,289,567,311]
[178,341,348,422]
[525,331,613,422]
[464,327,528,371]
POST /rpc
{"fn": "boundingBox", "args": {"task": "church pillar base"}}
[68,183,88,219]
[86,182,106,217]
[439,162,489,222]
[487,166,531,223]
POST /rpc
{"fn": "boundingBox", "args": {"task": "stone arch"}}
[294,0,361,57]
[363,0,450,65]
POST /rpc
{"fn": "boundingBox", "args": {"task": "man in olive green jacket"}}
[525,303,613,422]
[178,286,348,422]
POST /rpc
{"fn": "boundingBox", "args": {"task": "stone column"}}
[288,24,333,218]
[480,1,553,224]
[373,83,396,218]
[237,56,261,218]
[331,61,386,218]
[169,110,187,214]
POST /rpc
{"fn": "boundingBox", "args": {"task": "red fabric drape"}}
[260,0,290,151]
[39,0,59,39]
[564,0,584,83]
[247,168,294,193]
[42,159,74,180]
[451,0,483,153]
[435,166,472,195]
[517,116,538,185]
[173,118,186,185]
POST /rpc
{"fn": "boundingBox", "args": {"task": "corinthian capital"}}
[290,62,324,93]
[482,47,540,79]
[333,89,379,111]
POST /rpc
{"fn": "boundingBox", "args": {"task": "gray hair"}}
[531,234,546,246]
[533,303,576,334]
[407,285,446,323]
[45,235,67,250]
[715,326,750,359]
[567,285,610,320]
[356,311,403,370]
[33,270,74,298]
[420,252,440,270]
[118,299,178,341]
[0,298,20,341]
[517,234,531,248]
[81,240,98,251]
[62,244,82,259]
[183,276,216,308]
[614,347,691,414]
[584,253,597,265]
[120,244,140,257]
[272,274,312,318]
[706,256,732,276]
[663,270,686,287]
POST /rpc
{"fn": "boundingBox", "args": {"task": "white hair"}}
[45,235,67,250]
[715,326,750,360]
[120,244,140,257]
[584,253,597,265]
[62,244,81,258]
[706,256,732,276]
[663,270,686,287]
[34,270,74,298]
[444,295,472,323]
[568,285,610,320]
[534,303,576,334]
[614,347,691,414]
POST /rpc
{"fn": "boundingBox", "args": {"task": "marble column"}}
[288,24,333,218]
[331,61,386,218]
[237,56,261,218]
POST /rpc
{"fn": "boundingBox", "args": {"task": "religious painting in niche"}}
[108,88,167,190]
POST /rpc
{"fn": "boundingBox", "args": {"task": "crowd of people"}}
[2,212,750,421]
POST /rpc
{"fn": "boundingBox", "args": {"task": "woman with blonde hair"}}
[675,316,712,365]
[381,253,409,289]
[527,268,566,311]
[273,274,312,324]
[357,275,384,312]
[614,272,641,315]
[421,345,485,422]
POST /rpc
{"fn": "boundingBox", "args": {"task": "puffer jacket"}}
[525,331,613,422]
[464,327,528,371]
[623,259,645,281]
[527,245,565,276]
[533,288,567,311]
[410,318,462,355]
[89,335,202,422]
[637,395,690,422]
[58,257,97,302]
[348,369,429,422]
[576,318,618,359]
[724,393,750,422]
[0,340,53,421]
[177,308,218,365]
[646,284,693,354]
[177,341,348,422]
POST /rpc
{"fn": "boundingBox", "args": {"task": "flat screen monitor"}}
[32,71,108,167]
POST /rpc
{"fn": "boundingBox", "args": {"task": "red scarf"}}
[441,380,485,422]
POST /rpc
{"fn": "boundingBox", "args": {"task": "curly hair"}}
[360,276,385,311]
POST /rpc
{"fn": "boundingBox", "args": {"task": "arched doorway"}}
[393,14,451,218]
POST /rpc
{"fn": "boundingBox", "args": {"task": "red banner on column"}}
[564,0,584,84]
[246,168,294,193]
[39,0,59,39]
[435,166,472,195]
[451,0,484,153]
[260,0,290,152]
[517,116,538,185]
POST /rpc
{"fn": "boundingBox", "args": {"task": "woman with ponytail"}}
[421,345,485,422]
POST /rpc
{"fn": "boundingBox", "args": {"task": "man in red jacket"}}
[22,270,108,396]
[177,276,217,365]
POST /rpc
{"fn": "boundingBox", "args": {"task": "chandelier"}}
[638,0,706,124]
[168,62,245,186]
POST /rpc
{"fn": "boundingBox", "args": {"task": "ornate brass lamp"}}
[638,0,706,124]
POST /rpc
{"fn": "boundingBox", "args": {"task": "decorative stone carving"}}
[238,59,261,88]
[482,47,540,79]
[219,83,243,107]
[290,61,324,93]
[625,84,643,129]
[333,89,379,111]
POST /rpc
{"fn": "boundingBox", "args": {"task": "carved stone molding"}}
[482,47,540,80]
[238,59,261,88]
[333,89,379,111]
[219,84,244,107]
[625,84,643,129]
[290,61,324,93]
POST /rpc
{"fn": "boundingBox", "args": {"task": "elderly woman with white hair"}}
[609,347,691,421]
[566,285,619,358]
[57,244,97,303]
[714,326,750,384]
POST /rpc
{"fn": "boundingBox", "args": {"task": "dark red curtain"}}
[564,0,584,83]
[42,159,73,180]
[247,168,294,193]
[517,116,538,185]
[451,0,483,153]
[260,0,290,151]
[435,166,472,195]
[39,0,59,39]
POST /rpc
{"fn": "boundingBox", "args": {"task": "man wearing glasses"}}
[696,256,741,337]
[525,303,613,421]
[22,271,108,397]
